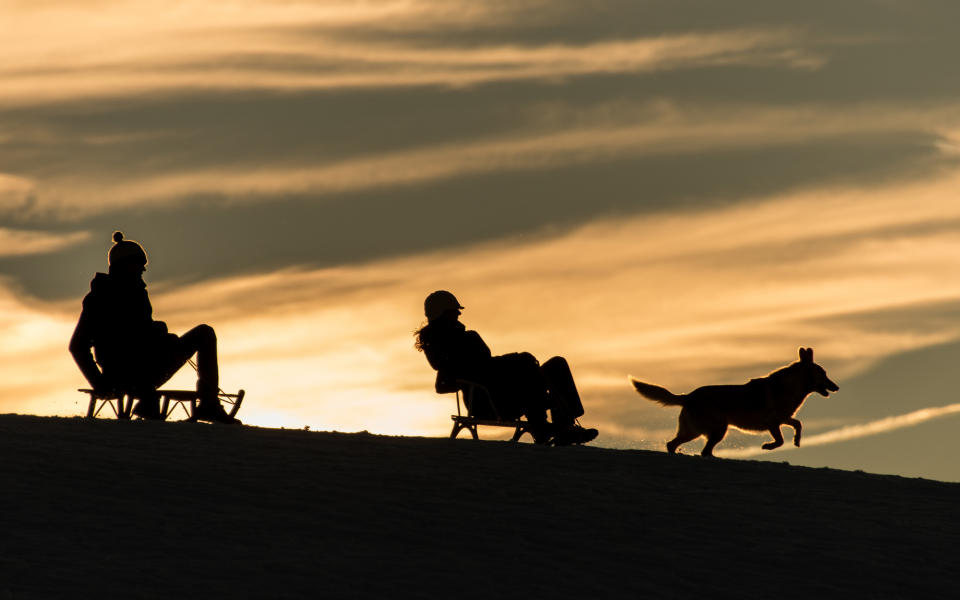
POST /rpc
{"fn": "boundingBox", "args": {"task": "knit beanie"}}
[107,231,148,267]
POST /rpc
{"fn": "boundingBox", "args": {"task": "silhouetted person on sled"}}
[415,290,597,445]
[69,232,239,424]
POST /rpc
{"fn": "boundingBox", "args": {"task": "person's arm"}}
[68,310,109,391]
[151,319,168,337]
[422,344,449,372]
[463,330,492,361]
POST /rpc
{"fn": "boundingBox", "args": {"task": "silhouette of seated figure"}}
[69,231,239,424]
[415,290,597,445]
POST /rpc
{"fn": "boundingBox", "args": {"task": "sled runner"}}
[449,379,535,441]
[79,387,244,422]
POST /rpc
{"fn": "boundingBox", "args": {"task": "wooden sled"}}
[450,379,535,442]
[80,388,244,422]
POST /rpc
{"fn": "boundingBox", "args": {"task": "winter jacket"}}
[69,272,170,389]
[417,319,492,393]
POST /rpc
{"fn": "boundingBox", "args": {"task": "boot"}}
[194,399,241,425]
[552,424,598,446]
[528,420,554,445]
[132,393,162,420]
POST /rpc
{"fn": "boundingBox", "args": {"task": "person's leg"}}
[541,356,598,445]
[540,356,585,427]
[180,324,219,402]
[489,352,553,443]
[130,388,162,419]
[152,325,236,422]
[490,352,548,418]
[152,325,218,396]
[114,353,164,420]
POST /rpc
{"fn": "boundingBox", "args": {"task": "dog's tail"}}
[629,377,685,407]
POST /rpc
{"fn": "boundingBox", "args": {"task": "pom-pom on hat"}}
[424,290,464,321]
[107,231,148,267]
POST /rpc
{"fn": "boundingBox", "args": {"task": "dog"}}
[630,347,838,457]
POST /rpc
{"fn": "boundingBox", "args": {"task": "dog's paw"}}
[761,442,782,450]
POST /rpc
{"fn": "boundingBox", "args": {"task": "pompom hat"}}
[107,231,148,267]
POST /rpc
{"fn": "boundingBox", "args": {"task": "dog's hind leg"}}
[701,425,728,457]
[666,411,700,454]
[761,426,785,450]
[785,418,802,446]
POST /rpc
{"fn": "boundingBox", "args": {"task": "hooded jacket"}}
[416,319,492,393]
[69,272,169,389]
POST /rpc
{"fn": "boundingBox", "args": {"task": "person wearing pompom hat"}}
[69,231,239,424]
[414,290,598,446]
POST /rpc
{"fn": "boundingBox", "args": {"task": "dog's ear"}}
[799,347,813,362]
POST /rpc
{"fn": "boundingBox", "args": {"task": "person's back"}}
[417,317,491,391]
[76,271,166,382]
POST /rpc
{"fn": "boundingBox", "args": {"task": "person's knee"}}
[517,352,538,366]
[543,356,568,369]
[195,324,216,342]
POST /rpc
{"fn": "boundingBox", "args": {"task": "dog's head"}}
[798,347,840,397]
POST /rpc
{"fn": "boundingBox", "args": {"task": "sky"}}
[3,0,960,481]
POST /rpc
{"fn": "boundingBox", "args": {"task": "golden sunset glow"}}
[4,0,960,481]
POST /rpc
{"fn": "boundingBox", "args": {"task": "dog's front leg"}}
[785,418,802,446]
[761,427,784,450]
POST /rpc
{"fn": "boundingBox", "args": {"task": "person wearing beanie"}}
[69,231,239,424]
[414,290,598,446]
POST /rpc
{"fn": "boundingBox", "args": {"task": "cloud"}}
[0,25,822,107]
[0,283,80,415]
[0,226,90,257]
[0,173,35,211]
[717,402,960,459]
[14,102,960,217]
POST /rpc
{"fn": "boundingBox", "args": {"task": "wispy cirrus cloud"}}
[0,229,89,258]
[0,25,822,106]
[13,103,960,217]
[0,225,89,258]
[717,403,960,459]
[0,174,35,212]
